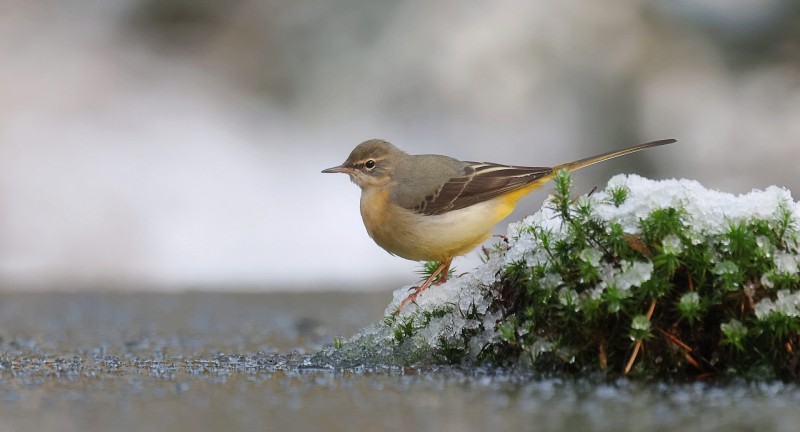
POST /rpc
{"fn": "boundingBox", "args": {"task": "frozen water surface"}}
[1,292,800,432]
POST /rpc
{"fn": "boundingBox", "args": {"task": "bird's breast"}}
[360,188,391,239]
[359,188,513,262]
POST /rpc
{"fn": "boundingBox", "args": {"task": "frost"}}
[774,252,799,275]
[579,248,604,266]
[540,273,563,290]
[558,287,579,310]
[504,203,566,265]
[679,292,700,307]
[754,290,800,319]
[601,261,653,291]
[756,236,772,257]
[594,175,798,236]
[662,234,683,255]
[588,286,604,300]
[712,260,739,276]
[528,339,555,362]
[630,315,652,340]
[721,319,747,336]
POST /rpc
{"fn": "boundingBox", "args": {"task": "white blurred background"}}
[1,0,798,291]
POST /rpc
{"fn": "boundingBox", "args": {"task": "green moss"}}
[608,184,630,207]
[479,173,800,379]
[418,261,455,284]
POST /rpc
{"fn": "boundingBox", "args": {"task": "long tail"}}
[553,139,676,173]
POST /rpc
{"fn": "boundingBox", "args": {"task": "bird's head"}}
[322,139,408,190]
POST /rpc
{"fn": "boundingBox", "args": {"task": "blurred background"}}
[1,0,798,291]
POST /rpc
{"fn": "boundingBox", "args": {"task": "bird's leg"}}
[434,258,452,285]
[397,259,451,311]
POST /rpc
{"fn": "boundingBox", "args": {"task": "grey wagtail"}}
[323,138,675,310]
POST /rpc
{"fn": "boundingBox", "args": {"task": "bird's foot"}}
[394,259,452,314]
[395,279,442,314]
[397,288,423,312]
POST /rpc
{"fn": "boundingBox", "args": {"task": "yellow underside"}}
[490,178,550,221]
[360,178,552,262]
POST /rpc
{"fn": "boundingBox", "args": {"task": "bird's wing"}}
[403,139,676,216]
[412,162,553,215]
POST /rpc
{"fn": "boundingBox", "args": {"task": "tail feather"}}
[553,139,676,173]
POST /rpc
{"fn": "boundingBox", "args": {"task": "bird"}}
[322,138,675,311]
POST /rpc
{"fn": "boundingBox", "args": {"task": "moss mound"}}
[321,172,800,380]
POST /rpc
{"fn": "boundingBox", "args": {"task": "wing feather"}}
[414,162,553,215]
[406,139,676,215]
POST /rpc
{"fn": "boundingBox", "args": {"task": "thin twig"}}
[657,328,693,352]
[599,341,608,371]
[624,299,657,375]
[657,328,703,371]
[684,353,702,370]
[646,299,657,320]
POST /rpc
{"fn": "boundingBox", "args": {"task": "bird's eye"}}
[365,160,376,170]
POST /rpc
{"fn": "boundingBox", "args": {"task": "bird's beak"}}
[322,165,351,174]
